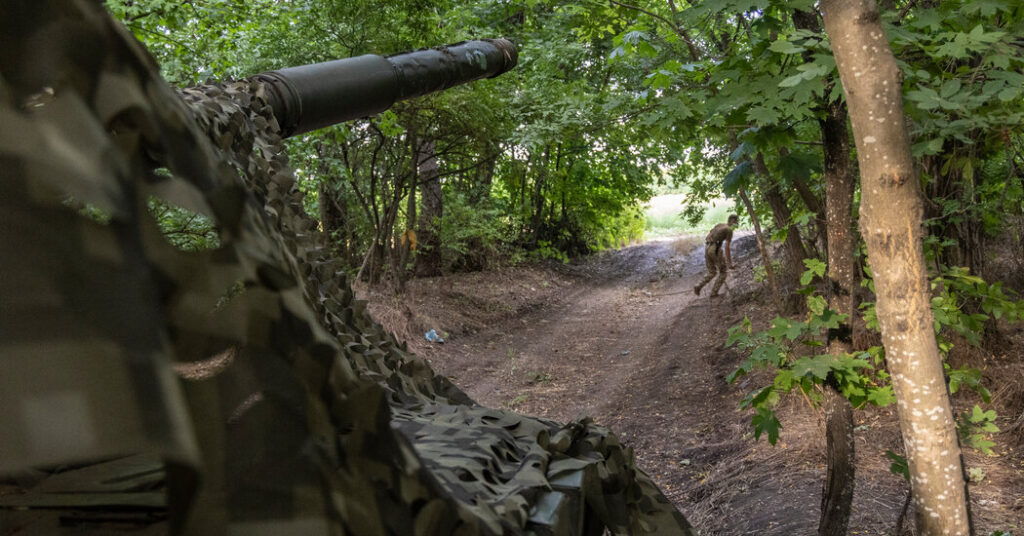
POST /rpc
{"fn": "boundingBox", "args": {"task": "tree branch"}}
[608,0,684,40]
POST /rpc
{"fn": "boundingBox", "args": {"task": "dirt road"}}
[373,236,1023,535]
[423,235,830,534]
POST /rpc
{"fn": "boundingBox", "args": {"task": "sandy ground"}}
[366,235,1024,535]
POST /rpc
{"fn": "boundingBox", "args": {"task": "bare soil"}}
[365,235,1024,535]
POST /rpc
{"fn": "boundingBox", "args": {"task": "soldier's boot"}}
[696,271,716,296]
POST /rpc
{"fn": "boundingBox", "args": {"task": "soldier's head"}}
[727,214,739,227]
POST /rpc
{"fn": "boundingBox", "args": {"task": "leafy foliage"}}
[730,260,1004,456]
[438,193,506,272]
[148,198,220,252]
[959,405,1000,455]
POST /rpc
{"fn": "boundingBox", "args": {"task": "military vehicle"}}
[0,2,694,535]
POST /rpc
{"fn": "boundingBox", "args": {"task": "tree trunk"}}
[469,153,496,205]
[530,147,550,244]
[355,228,378,284]
[819,380,855,536]
[757,153,808,285]
[415,139,442,277]
[395,156,418,292]
[316,144,350,264]
[738,188,783,311]
[818,90,859,536]
[823,3,972,535]
[820,98,859,354]
[318,186,344,249]
[790,12,860,534]
[792,173,828,255]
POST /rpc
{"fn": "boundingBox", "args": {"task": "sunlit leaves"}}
[867,386,896,407]
[960,405,1000,455]
[800,258,827,285]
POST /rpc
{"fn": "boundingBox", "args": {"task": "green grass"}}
[644,194,736,238]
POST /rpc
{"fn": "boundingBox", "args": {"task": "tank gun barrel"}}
[252,39,518,138]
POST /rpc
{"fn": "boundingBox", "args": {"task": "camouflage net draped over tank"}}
[0,2,694,535]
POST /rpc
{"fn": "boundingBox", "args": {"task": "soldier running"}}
[694,214,739,297]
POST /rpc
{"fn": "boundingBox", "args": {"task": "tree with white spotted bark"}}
[821,1,972,534]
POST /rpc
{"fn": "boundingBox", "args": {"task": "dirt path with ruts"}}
[373,235,1023,535]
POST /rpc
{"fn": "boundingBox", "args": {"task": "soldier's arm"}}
[726,238,735,269]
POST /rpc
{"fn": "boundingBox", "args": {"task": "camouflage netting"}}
[0,2,694,535]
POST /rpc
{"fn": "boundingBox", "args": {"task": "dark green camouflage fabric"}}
[0,2,695,535]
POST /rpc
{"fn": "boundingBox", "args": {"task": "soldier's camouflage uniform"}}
[696,223,733,297]
[0,2,696,535]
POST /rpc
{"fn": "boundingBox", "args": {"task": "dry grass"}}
[670,235,703,256]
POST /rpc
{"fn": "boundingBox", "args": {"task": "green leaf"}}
[788,0,817,12]
[726,317,753,346]
[778,74,805,88]
[804,258,827,276]
[768,318,794,341]
[637,40,658,58]
[730,142,755,162]
[746,105,780,126]
[769,39,805,55]
[723,161,753,196]
[971,437,996,455]
[886,450,910,481]
[750,343,785,367]
[807,295,827,316]
[790,355,832,380]
[990,54,1011,69]
[800,258,827,285]
[774,369,796,391]
[867,385,896,407]
[751,407,781,445]
[777,151,822,183]
[963,0,1012,17]
[978,386,992,404]
[740,385,775,410]
[998,87,1020,102]
[969,404,995,423]
[906,86,941,109]
[935,36,969,59]
[727,361,753,383]
[784,320,807,341]
[940,79,962,98]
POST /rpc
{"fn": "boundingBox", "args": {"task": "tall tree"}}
[822,2,972,535]
[416,139,443,277]
[817,96,858,536]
